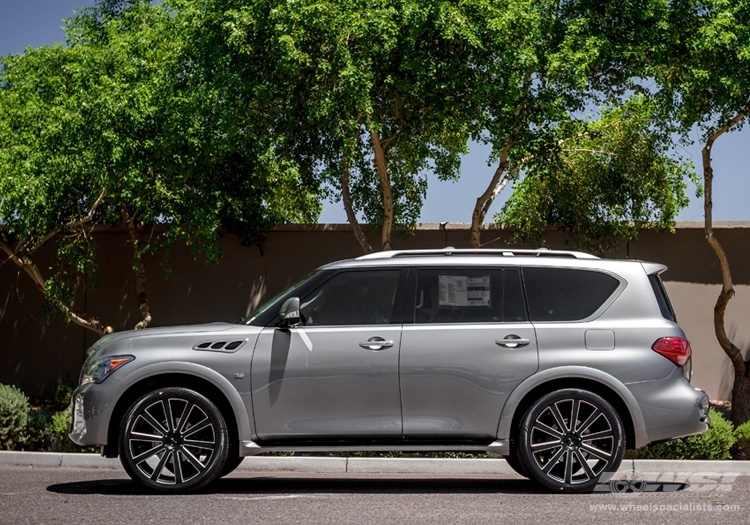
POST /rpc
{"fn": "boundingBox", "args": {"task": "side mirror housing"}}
[279,297,301,328]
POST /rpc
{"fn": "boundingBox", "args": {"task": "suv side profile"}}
[70,248,709,493]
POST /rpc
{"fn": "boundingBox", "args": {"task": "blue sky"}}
[1,0,747,224]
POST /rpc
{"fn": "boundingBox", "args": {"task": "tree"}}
[652,0,750,425]
[467,0,687,247]
[177,0,696,254]
[176,0,477,252]
[495,97,697,253]
[0,0,319,335]
[0,42,115,334]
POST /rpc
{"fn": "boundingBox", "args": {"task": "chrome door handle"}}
[359,337,394,351]
[496,336,530,349]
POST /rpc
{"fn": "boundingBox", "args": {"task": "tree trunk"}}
[470,139,513,247]
[731,373,750,425]
[120,206,152,330]
[702,107,750,425]
[370,130,394,251]
[341,162,373,254]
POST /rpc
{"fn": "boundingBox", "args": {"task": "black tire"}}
[119,387,229,492]
[504,448,529,479]
[517,389,624,493]
[219,452,244,478]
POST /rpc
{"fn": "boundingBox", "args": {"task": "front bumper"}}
[68,383,115,447]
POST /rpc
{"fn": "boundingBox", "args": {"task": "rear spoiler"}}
[641,262,668,275]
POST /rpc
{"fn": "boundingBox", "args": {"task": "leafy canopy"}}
[0,0,320,331]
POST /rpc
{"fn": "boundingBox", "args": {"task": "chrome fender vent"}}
[193,340,246,352]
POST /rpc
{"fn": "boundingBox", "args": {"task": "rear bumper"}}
[628,373,709,446]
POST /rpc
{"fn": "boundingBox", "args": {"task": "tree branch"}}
[120,205,152,330]
[370,129,394,251]
[31,187,108,254]
[0,238,113,335]
[470,138,514,247]
[340,140,373,254]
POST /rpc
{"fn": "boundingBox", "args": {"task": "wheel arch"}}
[498,367,648,452]
[103,369,248,458]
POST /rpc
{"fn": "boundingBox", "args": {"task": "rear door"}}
[399,267,539,439]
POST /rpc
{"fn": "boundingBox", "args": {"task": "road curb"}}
[0,451,122,469]
[2,451,749,475]
[628,458,750,474]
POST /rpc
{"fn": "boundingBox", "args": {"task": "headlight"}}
[79,355,134,385]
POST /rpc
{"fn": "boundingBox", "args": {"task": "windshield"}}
[243,270,319,325]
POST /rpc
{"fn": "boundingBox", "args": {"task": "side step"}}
[240,439,508,456]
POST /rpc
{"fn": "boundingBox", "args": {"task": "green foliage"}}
[649,0,750,428]
[52,406,75,452]
[0,384,29,450]
[496,97,699,252]
[0,0,711,332]
[652,0,750,140]
[0,0,322,332]
[176,0,698,251]
[12,405,98,453]
[21,411,56,452]
[626,408,735,460]
[732,420,750,459]
[176,0,481,247]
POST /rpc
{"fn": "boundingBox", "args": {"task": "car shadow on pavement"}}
[45,475,689,496]
[47,476,541,496]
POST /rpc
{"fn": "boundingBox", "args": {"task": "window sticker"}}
[438,275,491,307]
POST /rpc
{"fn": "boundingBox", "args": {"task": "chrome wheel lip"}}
[126,397,218,486]
[528,397,616,486]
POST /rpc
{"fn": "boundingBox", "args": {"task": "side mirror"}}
[279,297,301,328]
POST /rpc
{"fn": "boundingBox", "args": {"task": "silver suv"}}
[70,248,709,493]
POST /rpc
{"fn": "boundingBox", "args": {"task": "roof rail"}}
[355,247,599,260]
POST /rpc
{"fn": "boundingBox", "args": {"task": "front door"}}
[251,269,404,441]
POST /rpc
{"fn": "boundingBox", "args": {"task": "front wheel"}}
[517,389,624,493]
[119,387,229,492]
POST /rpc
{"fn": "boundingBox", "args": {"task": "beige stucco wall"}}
[1,222,748,400]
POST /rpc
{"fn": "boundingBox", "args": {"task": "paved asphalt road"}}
[1,465,748,525]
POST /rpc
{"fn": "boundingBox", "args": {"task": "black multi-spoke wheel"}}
[119,388,229,492]
[518,389,624,493]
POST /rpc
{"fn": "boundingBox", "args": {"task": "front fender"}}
[103,361,254,445]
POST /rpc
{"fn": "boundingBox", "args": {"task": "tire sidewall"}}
[119,387,229,492]
[518,388,624,493]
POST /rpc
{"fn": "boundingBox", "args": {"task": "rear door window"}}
[414,268,526,323]
[523,267,620,321]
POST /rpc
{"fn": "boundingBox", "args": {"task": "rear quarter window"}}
[649,274,677,321]
[523,267,620,322]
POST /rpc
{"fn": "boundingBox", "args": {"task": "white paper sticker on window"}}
[438,275,490,306]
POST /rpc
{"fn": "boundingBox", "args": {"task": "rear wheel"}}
[119,387,229,492]
[518,389,624,493]
[503,447,529,478]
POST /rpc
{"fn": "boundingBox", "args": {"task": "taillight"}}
[652,337,692,366]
